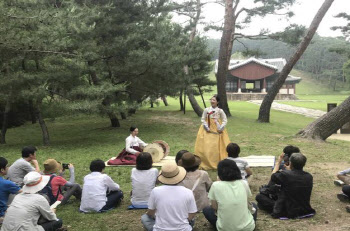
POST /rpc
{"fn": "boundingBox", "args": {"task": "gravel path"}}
[249,100,326,118]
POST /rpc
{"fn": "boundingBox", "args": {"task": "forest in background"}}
[207,35,350,91]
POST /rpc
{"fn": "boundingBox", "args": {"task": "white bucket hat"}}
[22,172,50,194]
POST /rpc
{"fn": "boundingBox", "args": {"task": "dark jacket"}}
[271,169,315,218]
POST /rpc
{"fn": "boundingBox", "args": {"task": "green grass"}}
[2,100,350,230]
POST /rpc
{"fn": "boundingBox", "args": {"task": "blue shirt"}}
[0,176,20,217]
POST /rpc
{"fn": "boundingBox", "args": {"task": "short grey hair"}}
[290,153,307,170]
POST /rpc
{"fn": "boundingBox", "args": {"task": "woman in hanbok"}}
[108,126,148,165]
[194,95,230,170]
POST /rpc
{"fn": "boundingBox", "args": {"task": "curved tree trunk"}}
[36,106,50,146]
[179,89,184,111]
[29,99,37,124]
[1,99,11,144]
[120,112,127,120]
[297,96,350,140]
[187,87,203,117]
[215,0,235,117]
[161,95,168,106]
[258,0,335,123]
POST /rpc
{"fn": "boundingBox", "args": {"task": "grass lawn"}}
[2,99,350,231]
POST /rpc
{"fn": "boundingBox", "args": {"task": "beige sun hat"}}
[43,159,62,174]
[158,163,187,185]
[22,172,50,194]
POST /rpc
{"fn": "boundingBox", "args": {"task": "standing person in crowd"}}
[226,143,253,180]
[80,159,123,213]
[203,159,256,231]
[194,94,230,170]
[42,159,82,205]
[256,153,315,218]
[130,152,158,208]
[178,152,212,211]
[0,157,21,223]
[141,163,197,231]
[7,146,40,186]
[1,172,63,231]
[108,126,148,165]
[175,150,189,165]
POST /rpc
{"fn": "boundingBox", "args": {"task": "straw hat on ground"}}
[22,172,50,194]
[43,159,62,174]
[178,152,201,169]
[158,163,186,185]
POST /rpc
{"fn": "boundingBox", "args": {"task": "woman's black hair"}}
[136,152,153,170]
[175,150,189,165]
[130,126,138,132]
[211,94,220,107]
[185,165,199,172]
[283,145,300,158]
[217,159,242,181]
[0,157,8,171]
[226,143,241,158]
[90,159,106,172]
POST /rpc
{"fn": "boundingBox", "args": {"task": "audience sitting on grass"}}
[226,143,253,180]
[42,159,82,205]
[278,145,300,170]
[256,152,315,219]
[80,159,123,213]
[130,152,158,208]
[0,157,21,224]
[141,162,197,231]
[175,150,189,165]
[335,167,350,213]
[1,172,63,231]
[7,146,40,186]
[177,152,212,211]
[203,159,256,231]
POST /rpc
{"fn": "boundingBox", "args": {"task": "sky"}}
[175,0,350,39]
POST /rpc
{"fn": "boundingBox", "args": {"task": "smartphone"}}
[62,163,69,170]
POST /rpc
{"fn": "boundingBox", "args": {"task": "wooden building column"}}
[238,78,241,93]
[262,78,266,93]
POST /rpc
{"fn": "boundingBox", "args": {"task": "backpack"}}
[39,175,61,205]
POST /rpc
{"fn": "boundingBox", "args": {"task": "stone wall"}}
[227,93,298,101]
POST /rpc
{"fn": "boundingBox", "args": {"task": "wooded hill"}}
[207,35,350,91]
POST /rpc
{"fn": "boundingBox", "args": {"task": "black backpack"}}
[39,175,61,205]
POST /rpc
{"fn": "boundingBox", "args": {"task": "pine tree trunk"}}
[198,85,207,108]
[181,0,203,116]
[258,0,335,123]
[187,87,203,117]
[120,112,127,120]
[150,100,154,108]
[29,100,37,124]
[179,89,184,111]
[36,106,50,146]
[216,0,235,117]
[183,89,187,114]
[1,99,11,144]
[161,95,169,106]
[297,96,350,140]
[108,112,120,127]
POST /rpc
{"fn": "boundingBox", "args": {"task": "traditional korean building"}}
[215,57,302,100]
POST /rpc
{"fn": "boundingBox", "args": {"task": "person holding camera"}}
[42,159,82,205]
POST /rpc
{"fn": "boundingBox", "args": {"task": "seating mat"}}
[105,155,275,168]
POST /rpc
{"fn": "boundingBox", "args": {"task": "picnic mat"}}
[105,155,275,168]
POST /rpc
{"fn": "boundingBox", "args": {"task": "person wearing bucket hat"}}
[178,152,212,212]
[141,162,197,231]
[1,172,64,231]
[42,159,82,206]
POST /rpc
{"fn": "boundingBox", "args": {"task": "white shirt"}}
[125,135,148,154]
[131,168,158,206]
[227,157,250,180]
[201,107,227,131]
[80,172,120,212]
[1,193,57,231]
[148,185,197,231]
